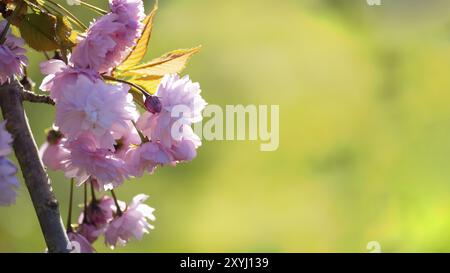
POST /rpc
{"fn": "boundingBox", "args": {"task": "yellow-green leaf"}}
[10,25,21,38]
[131,75,163,95]
[55,16,76,49]
[119,46,202,77]
[116,1,159,71]
[19,13,59,51]
[126,75,163,109]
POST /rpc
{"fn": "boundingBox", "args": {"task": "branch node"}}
[46,199,59,209]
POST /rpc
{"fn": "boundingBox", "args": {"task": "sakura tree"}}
[0,0,206,253]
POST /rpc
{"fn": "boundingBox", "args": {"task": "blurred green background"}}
[2,0,450,252]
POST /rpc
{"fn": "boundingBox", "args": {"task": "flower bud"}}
[46,129,64,145]
[144,95,162,114]
[82,196,115,227]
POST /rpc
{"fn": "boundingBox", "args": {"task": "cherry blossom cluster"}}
[35,0,206,251]
[0,0,205,252]
[68,190,155,252]
[0,20,27,85]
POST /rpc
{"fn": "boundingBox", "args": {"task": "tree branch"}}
[20,90,55,105]
[0,80,70,253]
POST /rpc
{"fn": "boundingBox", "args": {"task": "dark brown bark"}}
[0,81,70,253]
[20,89,55,105]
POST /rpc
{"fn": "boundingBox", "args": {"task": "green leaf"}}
[131,75,163,95]
[10,25,21,38]
[55,15,76,49]
[118,46,202,77]
[127,76,163,109]
[116,1,159,71]
[19,13,59,51]
[19,13,76,51]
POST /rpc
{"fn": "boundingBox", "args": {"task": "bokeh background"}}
[1,0,450,252]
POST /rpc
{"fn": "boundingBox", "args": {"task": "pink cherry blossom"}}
[0,21,28,85]
[155,74,206,124]
[130,74,205,176]
[39,141,69,171]
[108,0,145,65]
[0,157,19,206]
[40,59,67,75]
[136,111,172,147]
[67,232,95,253]
[170,138,198,162]
[136,74,206,148]
[110,0,145,23]
[105,194,155,248]
[76,223,102,244]
[55,75,137,149]
[62,133,128,189]
[112,121,142,160]
[0,121,13,157]
[77,195,117,242]
[79,196,116,227]
[71,14,124,73]
[71,0,144,74]
[126,135,200,177]
[39,129,70,171]
[126,142,173,177]
[39,59,99,101]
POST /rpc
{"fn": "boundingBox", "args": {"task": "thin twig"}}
[111,190,123,216]
[90,178,97,202]
[80,1,108,15]
[45,0,88,30]
[20,90,55,105]
[66,179,74,232]
[103,75,151,97]
[83,182,88,223]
